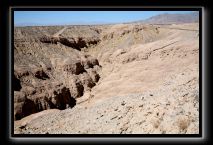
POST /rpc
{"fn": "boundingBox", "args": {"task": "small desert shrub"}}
[151,117,160,128]
[153,120,160,128]
[177,116,190,131]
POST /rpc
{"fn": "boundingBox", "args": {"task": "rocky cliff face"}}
[14,23,199,134]
[39,36,100,50]
[14,26,101,120]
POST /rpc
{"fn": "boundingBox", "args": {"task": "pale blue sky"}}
[14,11,196,26]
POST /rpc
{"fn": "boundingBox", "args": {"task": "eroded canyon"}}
[14,22,199,134]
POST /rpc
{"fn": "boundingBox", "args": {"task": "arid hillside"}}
[14,22,199,134]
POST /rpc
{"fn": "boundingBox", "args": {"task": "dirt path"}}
[160,27,199,31]
[53,26,68,37]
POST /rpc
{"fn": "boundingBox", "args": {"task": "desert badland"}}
[13,12,199,134]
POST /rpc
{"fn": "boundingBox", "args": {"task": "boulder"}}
[68,77,84,98]
[32,68,50,80]
[78,73,95,91]
[82,58,99,69]
[86,68,100,83]
[62,58,86,75]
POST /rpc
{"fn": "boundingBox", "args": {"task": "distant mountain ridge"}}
[137,12,199,24]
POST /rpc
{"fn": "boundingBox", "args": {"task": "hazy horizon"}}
[14,11,197,26]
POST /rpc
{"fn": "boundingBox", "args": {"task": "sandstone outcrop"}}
[14,82,76,120]
[14,32,101,120]
[40,35,100,50]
